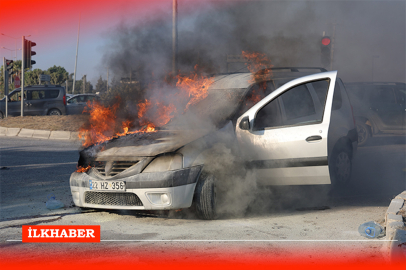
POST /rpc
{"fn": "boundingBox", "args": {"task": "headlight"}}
[142,154,183,173]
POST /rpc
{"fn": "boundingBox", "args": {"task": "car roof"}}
[68,94,99,98]
[345,82,405,87]
[10,86,64,94]
[210,68,327,90]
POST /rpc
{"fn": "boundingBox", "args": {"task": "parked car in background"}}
[0,85,67,118]
[70,68,357,219]
[345,82,406,145]
[66,94,101,115]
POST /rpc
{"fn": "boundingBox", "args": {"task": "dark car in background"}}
[345,82,406,145]
[0,85,67,118]
[66,94,101,115]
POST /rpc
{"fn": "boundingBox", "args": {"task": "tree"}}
[0,60,22,96]
[72,79,93,94]
[47,65,69,85]
[24,68,45,85]
[95,76,107,93]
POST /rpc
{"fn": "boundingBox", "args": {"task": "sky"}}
[0,0,405,85]
[0,0,193,84]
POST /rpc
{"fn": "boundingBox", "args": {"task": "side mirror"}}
[239,116,250,130]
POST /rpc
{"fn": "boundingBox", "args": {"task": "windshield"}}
[165,87,249,130]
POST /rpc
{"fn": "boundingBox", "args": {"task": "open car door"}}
[236,71,337,185]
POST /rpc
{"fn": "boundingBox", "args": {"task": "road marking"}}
[1,162,76,168]
[7,239,398,242]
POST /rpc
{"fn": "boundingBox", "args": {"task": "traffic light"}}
[320,36,331,68]
[6,59,14,77]
[23,39,36,69]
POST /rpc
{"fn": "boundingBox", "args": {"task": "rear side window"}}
[48,90,60,99]
[369,87,396,104]
[30,90,46,100]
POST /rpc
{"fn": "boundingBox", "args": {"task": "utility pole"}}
[21,36,25,117]
[83,75,86,93]
[3,57,8,117]
[330,22,336,71]
[72,13,81,94]
[172,0,178,76]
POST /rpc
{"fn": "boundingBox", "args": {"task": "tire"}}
[193,174,217,220]
[48,109,62,116]
[330,148,352,187]
[356,121,370,146]
[0,111,3,119]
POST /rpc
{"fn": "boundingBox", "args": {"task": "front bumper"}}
[70,165,202,210]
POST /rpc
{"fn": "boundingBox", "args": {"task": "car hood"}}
[94,128,212,160]
[79,77,251,164]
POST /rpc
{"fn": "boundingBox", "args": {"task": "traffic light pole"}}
[21,36,24,117]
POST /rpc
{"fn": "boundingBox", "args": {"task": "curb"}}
[0,126,78,141]
[384,191,406,261]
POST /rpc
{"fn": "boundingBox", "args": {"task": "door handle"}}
[306,135,322,142]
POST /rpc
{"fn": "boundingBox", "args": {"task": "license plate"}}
[89,180,126,191]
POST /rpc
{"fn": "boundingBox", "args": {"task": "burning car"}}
[70,68,357,219]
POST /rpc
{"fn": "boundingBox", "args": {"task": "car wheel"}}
[356,122,370,146]
[193,173,217,220]
[331,148,352,186]
[48,109,62,116]
[0,111,3,119]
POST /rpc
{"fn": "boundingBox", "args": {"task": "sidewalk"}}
[0,126,78,140]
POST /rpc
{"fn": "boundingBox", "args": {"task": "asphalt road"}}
[0,135,405,263]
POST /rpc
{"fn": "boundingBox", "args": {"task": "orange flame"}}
[76,165,91,173]
[242,51,273,84]
[78,68,213,149]
[176,66,214,110]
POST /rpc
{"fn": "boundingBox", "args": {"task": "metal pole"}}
[172,0,178,76]
[72,13,81,94]
[330,23,336,71]
[21,36,24,117]
[3,57,8,118]
[83,75,86,94]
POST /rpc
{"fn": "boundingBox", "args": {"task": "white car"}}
[70,69,357,219]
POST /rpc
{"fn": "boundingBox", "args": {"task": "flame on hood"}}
[78,67,214,149]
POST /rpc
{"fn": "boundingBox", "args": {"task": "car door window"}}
[85,96,96,102]
[254,96,282,129]
[68,97,78,104]
[280,83,316,124]
[77,96,86,103]
[254,79,329,130]
[9,92,20,102]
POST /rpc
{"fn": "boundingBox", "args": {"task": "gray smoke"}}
[98,1,406,217]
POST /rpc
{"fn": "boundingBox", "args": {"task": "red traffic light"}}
[321,37,331,46]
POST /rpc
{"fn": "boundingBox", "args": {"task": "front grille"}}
[84,191,143,206]
[94,161,138,177]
